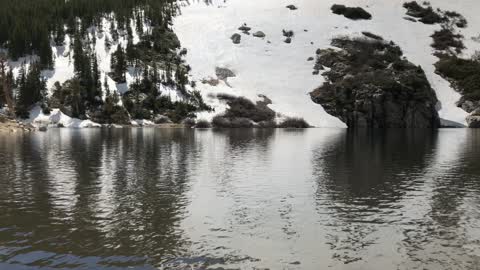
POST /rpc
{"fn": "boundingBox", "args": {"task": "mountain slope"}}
[173,0,480,127]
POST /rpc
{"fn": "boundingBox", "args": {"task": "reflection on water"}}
[0,128,479,269]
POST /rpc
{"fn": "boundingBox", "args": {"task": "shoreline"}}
[0,121,468,133]
[0,116,35,133]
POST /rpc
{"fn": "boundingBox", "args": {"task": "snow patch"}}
[25,106,101,128]
[130,119,155,126]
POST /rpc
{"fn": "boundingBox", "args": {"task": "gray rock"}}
[282,29,294,38]
[307,57,314,61]
[215,67,236,80]
[286,5,298,10]
[238,25,251,32]
[284,37,292,43]
[253,31,266,38]
[231,33,241,44]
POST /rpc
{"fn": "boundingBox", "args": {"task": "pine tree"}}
[54,24,66,46]
[15,62,46,117]
[73,34,85,74]
[92,54,101,99]
[111,45,127,83]
[110,21,119,42]
[135,14,144,35]
[0,0,205,123]
[38,32,54,69]
[126,39,136,65]
[63,78,86,118]
[103,76,110,97]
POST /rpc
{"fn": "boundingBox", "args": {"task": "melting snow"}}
[25,106,101,128]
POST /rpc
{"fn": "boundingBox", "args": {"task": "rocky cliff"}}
[310,37,440,128]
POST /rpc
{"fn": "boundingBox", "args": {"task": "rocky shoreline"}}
[0,115,35,132]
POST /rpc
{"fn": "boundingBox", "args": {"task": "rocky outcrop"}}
[466,109,480,128]
[310,37,440,128]
[403,1,467,27]
[435,56,480,123]
[0,114,35,132]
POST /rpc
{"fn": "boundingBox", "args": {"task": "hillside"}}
[0,0,210,128]
[173,0,480,127]
[0,0,479,128]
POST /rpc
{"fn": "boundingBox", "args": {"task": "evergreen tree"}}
[73,34,85,74]
[15,62,46,117]
[135,14,144,35]
[0,0,208,123]
[63,78,86,118]
[92,54,101,99]
[110,21,119,42]
[38,31,54,69]
[54,24,66,46]
[126,39,137,65]
[103,77,110,97]
[111,45,127,83]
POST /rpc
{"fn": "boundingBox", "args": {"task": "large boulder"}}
[310,36,440,128]
[231,33,241,44]
[253,31,266,38]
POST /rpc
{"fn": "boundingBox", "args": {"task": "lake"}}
[0,128,479,269]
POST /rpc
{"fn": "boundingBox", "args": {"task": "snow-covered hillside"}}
[173,0,480,127]
[6,17,184,128]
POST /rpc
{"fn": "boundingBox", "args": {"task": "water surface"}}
[0,128,479,269]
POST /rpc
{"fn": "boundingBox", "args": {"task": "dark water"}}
[0,128,479,270]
